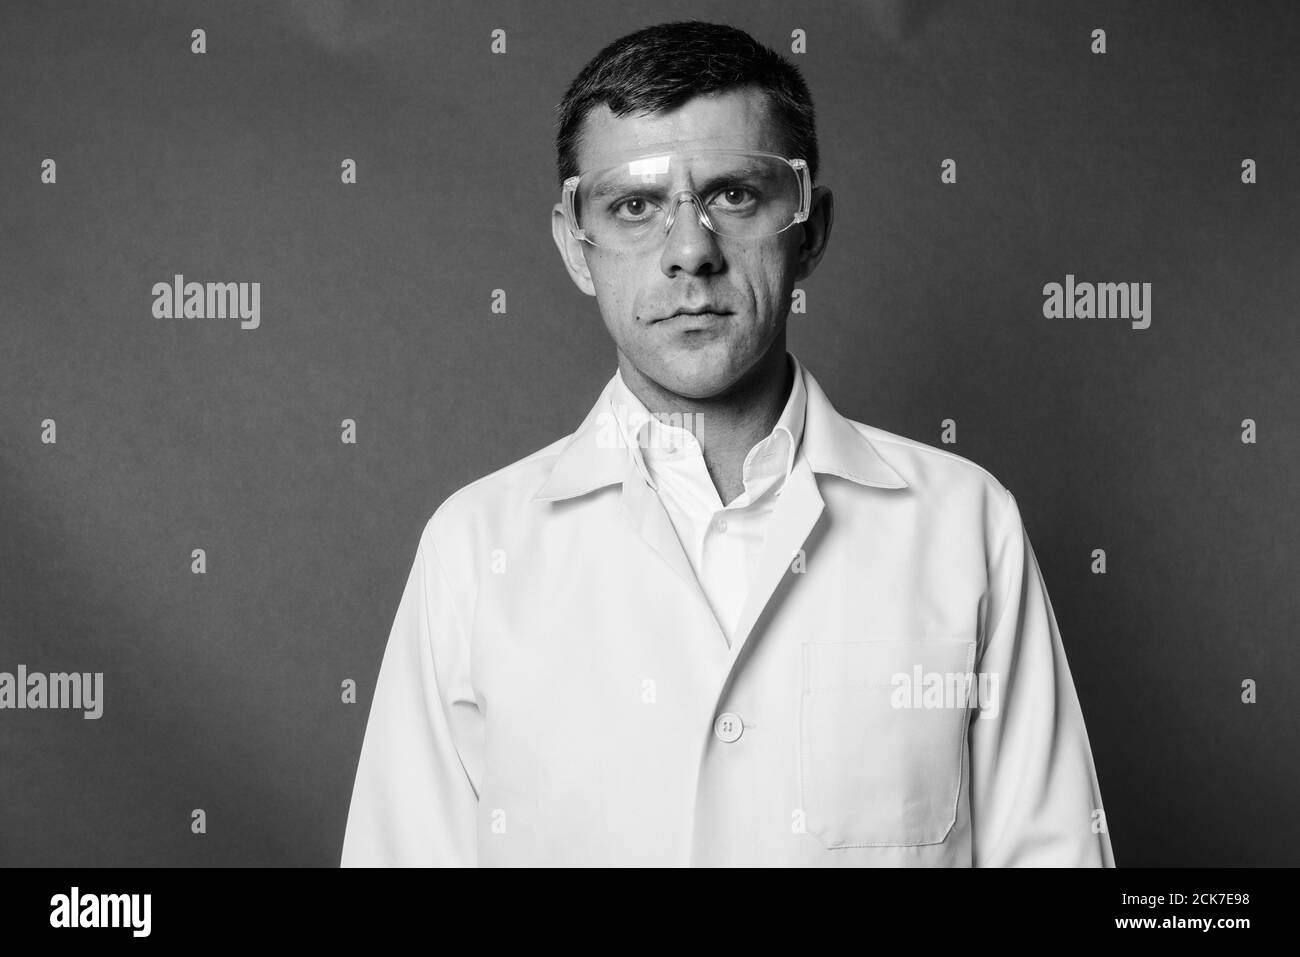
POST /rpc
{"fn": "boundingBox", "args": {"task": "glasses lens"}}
[574,151,801,248]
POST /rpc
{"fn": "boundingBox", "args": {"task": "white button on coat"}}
[714,713,744,743]
[341,354,1115,867]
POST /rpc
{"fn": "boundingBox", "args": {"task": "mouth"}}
[656,308,732,324]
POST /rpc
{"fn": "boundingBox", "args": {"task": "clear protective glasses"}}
[562,148,811,249]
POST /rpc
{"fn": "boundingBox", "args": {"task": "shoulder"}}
[417,432,574,555]
[846,417,1018,532]
[861,420,1009,492]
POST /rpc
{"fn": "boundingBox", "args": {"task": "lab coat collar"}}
[532,353,909,503]
[607,352,807,497]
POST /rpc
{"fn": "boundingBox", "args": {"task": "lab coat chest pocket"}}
[799,638,976,849]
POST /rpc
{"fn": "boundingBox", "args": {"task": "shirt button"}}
[714,712,743,743]
[713,517,728,533]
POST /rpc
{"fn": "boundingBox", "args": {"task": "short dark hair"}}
[554,20,819,187]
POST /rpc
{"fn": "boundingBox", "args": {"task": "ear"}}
[552,202,597,297]
[792,185,833,284]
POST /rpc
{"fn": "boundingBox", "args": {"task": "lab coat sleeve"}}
[968,490,1115,867]
[340,526,480,866]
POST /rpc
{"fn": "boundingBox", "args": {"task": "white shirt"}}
[341,352,1115,867]
[606,353,807,643]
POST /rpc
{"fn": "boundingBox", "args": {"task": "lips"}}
[658,308,731,323]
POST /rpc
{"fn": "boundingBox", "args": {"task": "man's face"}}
[552,85,832,400]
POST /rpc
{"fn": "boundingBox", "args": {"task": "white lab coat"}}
[341,357,1115,867]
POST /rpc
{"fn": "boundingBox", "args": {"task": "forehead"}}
[575,86,780,171]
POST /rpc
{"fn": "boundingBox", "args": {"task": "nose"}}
[660,191,723,276]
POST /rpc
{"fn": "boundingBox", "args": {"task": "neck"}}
[617,340,793,505]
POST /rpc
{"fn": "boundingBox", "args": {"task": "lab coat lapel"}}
[620,455,731,649]
[722,362,911,659]
[726,455,824,656]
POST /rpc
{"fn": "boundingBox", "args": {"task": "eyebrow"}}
[585,163,776,199]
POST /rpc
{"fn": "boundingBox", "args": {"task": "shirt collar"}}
[532,351,908,502]
[606,353,808,494]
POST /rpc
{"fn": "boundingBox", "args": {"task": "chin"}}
[652,356,744,399]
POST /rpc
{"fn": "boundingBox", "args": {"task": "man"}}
[341,20,1114,867]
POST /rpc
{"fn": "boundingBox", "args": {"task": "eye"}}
[712,186,758,209]
[610,196,657,221]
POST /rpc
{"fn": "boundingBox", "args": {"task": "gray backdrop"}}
[2,0,1297,866]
